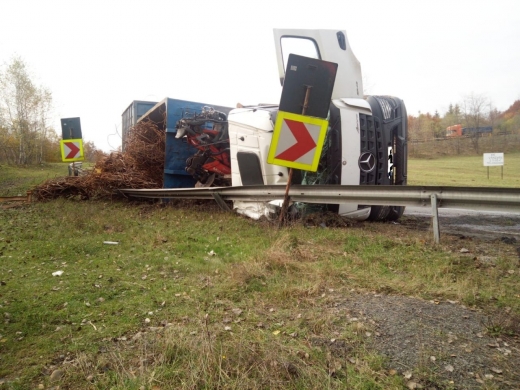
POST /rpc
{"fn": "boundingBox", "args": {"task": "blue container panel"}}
[164,131,197,188]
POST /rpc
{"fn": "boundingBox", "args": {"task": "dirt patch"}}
[301,211,357,228]
[337,293,520,389]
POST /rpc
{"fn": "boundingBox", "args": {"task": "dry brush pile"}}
[32,121,165,200]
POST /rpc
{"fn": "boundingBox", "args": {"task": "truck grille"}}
[359,113,384,185]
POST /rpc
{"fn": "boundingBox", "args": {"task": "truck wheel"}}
[385,206,405,221]
[368,205,390,221]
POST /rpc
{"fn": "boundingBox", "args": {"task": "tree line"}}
[2,57,519,165]
[0,57,102,165]
[408,93,520,153]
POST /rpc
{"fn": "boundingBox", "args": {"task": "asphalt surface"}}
[404,207,520,241]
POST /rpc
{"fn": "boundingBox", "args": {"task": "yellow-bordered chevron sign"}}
[60,139,84,162]
[267,111,328,172]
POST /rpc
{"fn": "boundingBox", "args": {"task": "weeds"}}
[483,310,520,337]
[1,160,519,388]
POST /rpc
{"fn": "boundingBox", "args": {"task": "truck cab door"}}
[273,29,364,100]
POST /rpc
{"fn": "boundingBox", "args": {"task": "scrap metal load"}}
[175,107,231,187]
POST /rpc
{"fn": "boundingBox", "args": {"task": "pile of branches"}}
[32,121,166,201]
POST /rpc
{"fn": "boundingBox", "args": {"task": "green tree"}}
[407,111,440,141]
[497,100,520,135]
[443,103,462,128]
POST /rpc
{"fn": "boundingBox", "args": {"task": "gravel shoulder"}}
[338,210,520,389]
[338,293,520,389]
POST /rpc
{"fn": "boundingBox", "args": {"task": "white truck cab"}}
[228,29,408,221]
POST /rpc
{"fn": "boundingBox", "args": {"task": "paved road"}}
[404,207,520,241]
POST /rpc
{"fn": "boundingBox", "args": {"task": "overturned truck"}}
[122,29,408,221]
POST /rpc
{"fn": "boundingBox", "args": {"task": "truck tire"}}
[368,205,390,221]
[385,205,405,221]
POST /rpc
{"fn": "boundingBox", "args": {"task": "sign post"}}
[278,86,311,224]
[60,139,84,162]
[268,54,337,224]
[60,117,84,174]
[483,153,504,179]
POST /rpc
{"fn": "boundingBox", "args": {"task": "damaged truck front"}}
[122,29,408,221]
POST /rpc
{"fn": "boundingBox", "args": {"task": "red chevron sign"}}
[275,119,317,161]
[267,111,328,172]
[60,139,84,162]
[64,142,80,159]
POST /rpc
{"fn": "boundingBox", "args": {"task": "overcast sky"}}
[1,0,519,152]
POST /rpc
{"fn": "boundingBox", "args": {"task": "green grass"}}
[0,163,69,196]
[407,152,520,187]
[0,157,519,388]
[0,199,518,389]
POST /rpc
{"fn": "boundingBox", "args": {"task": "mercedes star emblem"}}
[358,152,376,173]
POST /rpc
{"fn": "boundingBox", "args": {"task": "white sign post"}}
[483,153,504,179]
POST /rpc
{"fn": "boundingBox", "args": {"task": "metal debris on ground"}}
[0,192,32,209]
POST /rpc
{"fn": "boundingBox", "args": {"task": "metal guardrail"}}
[120,185,520,211]
[120,185,520,243]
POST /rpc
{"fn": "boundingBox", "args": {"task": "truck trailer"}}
[122,29,408,221]
[446,124,493,138]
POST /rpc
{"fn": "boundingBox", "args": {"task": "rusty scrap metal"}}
[0,191,32,209]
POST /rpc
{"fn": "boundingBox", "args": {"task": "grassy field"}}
[0,158,519,389]
[0,163,69,197]
[407,152,520,187]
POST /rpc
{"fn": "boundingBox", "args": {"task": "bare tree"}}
[36,87,52,164]
[0,57,53,164]
[487,102,500,130]
[461,93,489,154]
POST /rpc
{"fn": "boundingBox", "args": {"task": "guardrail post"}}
[431,194,440,244]
[212,192,231,212]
